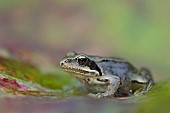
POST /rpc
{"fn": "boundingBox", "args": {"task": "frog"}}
[60,51,154,98]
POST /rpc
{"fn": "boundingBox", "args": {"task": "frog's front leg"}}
[89,76,120,98]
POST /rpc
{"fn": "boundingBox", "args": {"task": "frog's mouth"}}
[60,60,100,77]
[64,67,99,77]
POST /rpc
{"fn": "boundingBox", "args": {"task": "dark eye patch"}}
[76,57,102,76]
[87,61,102,76]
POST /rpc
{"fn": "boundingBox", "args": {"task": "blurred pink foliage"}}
[0,78,29,91]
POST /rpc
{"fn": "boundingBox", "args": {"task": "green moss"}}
[0,57,75,90]
[135,80,170,113]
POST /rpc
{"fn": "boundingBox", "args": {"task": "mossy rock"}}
[0,52,86,97]
[135,80,170,113]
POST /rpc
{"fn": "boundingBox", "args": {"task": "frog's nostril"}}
[60,62,64,66]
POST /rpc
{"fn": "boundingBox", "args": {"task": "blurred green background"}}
[0,1,170,113]
[0,0,169,81]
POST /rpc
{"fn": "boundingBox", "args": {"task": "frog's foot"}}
[134,88,147,96]
[134,81,153,96]
[88,92,113,98]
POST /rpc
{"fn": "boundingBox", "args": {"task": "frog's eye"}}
[77,58,89,65]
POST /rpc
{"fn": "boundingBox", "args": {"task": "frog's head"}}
[60,51,102,77]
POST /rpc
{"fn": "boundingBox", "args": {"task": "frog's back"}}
[96,58,136,77]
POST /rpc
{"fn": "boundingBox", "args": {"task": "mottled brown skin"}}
[60,51,154,98]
